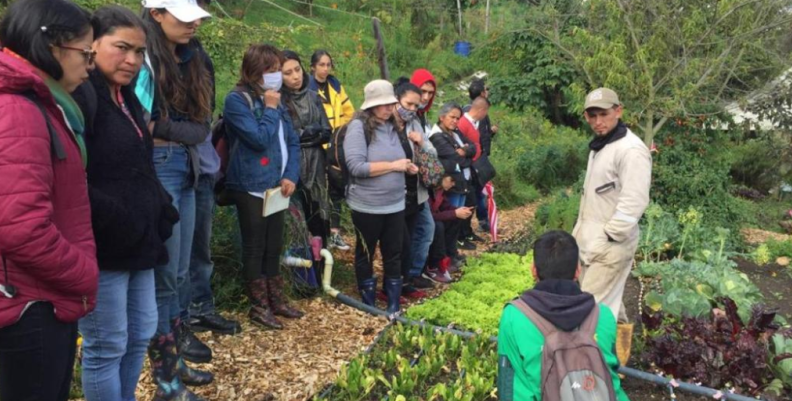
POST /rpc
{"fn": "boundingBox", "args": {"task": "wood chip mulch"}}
[741,227,790,245]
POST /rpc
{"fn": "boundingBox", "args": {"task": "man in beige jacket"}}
[572,88,651,323]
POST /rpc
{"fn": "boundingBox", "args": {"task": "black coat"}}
[430,128,477,194]
[73,71,178,271]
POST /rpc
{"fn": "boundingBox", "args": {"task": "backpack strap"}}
[228,90,255,159]
[579,304,601,335]
[20,92,66,160]
[508,298,557,338]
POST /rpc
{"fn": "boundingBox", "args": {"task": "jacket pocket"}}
[595,181,617,194]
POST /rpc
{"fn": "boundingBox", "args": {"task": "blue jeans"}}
[474,182,489,229]
[79,270,157,401]
[153,145,196,334]
[188,173,216,318]
[409,203,435,278]
[447,192,466,208]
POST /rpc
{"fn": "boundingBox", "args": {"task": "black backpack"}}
[326,118,370,192]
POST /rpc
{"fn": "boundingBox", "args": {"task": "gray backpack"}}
[509,299,616,401]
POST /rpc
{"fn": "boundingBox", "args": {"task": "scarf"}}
[286,80,321,132]
[45,77,87,167]
[589,121,627,152]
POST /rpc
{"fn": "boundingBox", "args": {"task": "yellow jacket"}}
[309,75,355,132]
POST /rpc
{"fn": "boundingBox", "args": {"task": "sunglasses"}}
[54,45,96,65]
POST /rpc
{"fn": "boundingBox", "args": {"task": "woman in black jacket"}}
[430,102,477,209]
[280,50,332,250]
[70,6,187,401]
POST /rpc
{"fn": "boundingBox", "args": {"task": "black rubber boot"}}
[384,277,403,316]
[358,277,377,306]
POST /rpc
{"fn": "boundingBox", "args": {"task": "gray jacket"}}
[404,118,437,205]
[344,119,406,214]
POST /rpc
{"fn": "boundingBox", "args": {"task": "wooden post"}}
[485,0,490,34]
[372,17,390,81]
[456,0,463,37]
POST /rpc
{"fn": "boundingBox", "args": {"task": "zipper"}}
[82,295,88,311]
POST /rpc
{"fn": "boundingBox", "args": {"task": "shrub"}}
[729,136,792,194]
[531,191,581,238]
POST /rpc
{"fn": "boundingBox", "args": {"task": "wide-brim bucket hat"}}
[360,79,398,110]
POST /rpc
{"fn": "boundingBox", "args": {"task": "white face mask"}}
[261,71,283,91]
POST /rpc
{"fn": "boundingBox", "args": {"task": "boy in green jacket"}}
[497,230,630,401]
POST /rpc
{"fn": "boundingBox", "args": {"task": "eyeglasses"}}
[54,45,96,65]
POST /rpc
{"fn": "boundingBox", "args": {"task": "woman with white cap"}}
[344,80,418,315]
[138,0,214,399]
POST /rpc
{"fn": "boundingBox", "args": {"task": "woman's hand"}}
[407,131,423,147]
[264,90,281,109]
[455,148,466,157]
[455,206,474,219]
[406,162,419,175]
[391,158,412,172]
[280,179,296,197]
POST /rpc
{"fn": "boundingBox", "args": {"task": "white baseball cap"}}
[143,0,211,23]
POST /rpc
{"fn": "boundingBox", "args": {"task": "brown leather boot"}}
[247,278,283,330]
[267,275,304,319]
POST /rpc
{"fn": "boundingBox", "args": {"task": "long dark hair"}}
[280,49,309,121]
[353,108,394,143]
[92,6,145,40]
[141,10,212,122]
[310,49,334,70]
[0,0,91,80]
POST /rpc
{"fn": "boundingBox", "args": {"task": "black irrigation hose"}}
[330,292,766,401]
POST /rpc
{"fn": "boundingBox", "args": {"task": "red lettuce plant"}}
[641,298,780,396]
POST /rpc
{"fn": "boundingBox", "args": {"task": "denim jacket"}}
[223,88,300,192]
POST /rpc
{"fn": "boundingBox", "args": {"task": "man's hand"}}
[491,125,499,134]
[455,206,474,219]
[280,179,296,197]
[455,148,466,157]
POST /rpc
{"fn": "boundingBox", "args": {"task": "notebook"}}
[262,187,290,217]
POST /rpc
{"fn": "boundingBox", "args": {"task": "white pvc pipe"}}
[320,249,339,297]
[283,256,313,268]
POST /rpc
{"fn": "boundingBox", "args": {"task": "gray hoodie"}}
[344,119,406,214]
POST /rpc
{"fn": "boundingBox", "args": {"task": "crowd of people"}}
[0,0,501,399]
[0,0,653,398]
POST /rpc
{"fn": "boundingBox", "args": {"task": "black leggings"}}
[428,219,461,266]
[229,190,285,281]
[0,302,78,401]
[351,210,404,282]
[295,185,328,246]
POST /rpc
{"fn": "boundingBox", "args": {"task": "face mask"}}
[397,105,416,121]
[261,71,283,91]
[419,102,427,109]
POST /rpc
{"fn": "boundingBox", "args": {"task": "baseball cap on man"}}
[143,0,211,23]
[584,88,620,110]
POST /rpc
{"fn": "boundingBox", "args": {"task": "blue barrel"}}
[454,41,471,57]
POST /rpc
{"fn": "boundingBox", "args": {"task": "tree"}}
[529,0,792,145]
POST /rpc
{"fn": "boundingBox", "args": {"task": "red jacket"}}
[429,189,458,222]
[458,114,482,161]
[0,51,98,327]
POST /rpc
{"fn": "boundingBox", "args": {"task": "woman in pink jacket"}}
[0,0,99,399]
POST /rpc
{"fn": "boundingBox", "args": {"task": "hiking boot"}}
[148,334,205,401]
[401,284,428,300]
[267,275,304,319]
[457,239,476,250]
[176,356,214,387]
[384,277,403,316]
[247,278,283,330]
[410,275,435,289]
[358,277,377,307]
[423,268,452,284]
[171,319,214,387]
[329,232,351,251]
[174,320,212,364]
[190,313,242,336]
